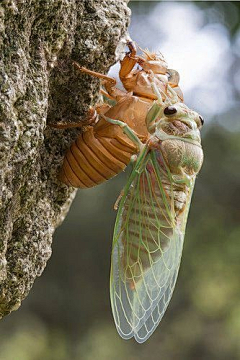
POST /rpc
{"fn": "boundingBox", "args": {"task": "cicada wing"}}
[110,150,195,343]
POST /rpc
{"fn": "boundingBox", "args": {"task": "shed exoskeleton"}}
[56,42,183,188]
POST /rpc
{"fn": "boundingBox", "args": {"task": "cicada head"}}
[154,101,204,176]
[157,102,203,142]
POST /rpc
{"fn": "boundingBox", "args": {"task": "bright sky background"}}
[109,2,240,131]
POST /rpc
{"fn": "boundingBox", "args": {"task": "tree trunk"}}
[0,0,130,318]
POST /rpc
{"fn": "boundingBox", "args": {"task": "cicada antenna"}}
[137,45,166,63]
[137,45,156,60]
[136,43,144,52]
[156,50,165,61]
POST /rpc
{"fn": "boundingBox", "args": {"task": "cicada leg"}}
[73,61,126,101]
[114,189,125,210]
[119,41,138,82]
[119,40,150,86]
[73,61,116,85]
[100,88,115,101]
[102,81,127,101]
[126,40,137,57]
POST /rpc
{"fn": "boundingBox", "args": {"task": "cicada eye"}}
[164,106,177,116]
[199,115,204,126]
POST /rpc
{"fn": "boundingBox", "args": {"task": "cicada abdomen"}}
[59,117,139,188]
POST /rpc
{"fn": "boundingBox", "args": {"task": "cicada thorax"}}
[160,139,204,177]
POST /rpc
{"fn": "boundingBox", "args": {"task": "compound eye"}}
[199,115,204,126]
[164,106,177,115]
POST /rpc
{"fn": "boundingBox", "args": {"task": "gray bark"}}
[0,0,130,318]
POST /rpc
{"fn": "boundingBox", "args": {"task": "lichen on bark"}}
[0,0,130,318]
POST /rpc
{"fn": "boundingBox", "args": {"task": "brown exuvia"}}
[55,42,183,188]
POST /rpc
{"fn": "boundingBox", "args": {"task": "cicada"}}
[51,42,204,343]
[106,83,204,343]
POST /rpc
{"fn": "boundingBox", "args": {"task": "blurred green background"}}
[1,2,240,359]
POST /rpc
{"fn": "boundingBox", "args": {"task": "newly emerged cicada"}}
[52,41,204,343]
[107,84,203,342]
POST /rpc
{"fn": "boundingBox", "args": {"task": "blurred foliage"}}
[130,0,240,37]
[0,2,240,360]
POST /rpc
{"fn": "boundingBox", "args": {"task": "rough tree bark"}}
[0,0,130,318]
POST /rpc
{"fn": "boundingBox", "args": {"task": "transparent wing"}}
[110,149,195,343]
